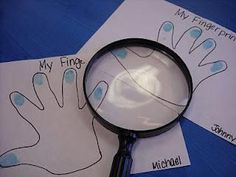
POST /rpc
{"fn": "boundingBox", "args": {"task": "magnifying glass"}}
[83,38,192,177]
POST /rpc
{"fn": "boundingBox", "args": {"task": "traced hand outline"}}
[114,21,227,92]
[157,21,228,91]
[105,22,228,122]
[0,68,108,175]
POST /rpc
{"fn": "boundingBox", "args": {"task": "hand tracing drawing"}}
[0,21,228,175]
[0,68,108,175]
[0,49,187,175]
[157,21,228,91]
[113,21,228,92]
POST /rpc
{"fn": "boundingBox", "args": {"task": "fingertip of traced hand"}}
[210,61,225,73]
[89,81,108,109]
[162,21,173,32]
[190,27,202,39]
[112,48,127,59]
[93,81,108,101]
[64,69,75,84]
[12,92,25,107]
[94,86,103,101]
[202,39,216,50]
[0,153,20,167]
[33,73,44,86]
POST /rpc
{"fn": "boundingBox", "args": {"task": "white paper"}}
[0,54,190,177]
[3,0,235,175]
[76,0,236,145]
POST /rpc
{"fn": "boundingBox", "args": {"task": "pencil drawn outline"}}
[157,21,228,92]
[0,68,108,175]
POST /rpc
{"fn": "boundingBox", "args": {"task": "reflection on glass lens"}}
[85,46,190,131]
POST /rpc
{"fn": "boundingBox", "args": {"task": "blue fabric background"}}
[0,0,236,176]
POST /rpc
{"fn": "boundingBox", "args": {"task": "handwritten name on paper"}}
[152,156,182,170]
[211,124,236,142]
[39,57,85,72]
[175,9,236,42]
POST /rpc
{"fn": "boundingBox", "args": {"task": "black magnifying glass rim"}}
[83,38,193,138]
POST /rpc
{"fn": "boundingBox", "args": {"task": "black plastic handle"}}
[109,133,137,177]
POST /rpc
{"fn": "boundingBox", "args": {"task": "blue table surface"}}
[0,0,236,176]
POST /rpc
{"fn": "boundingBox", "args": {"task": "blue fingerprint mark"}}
[211,62,224,72]
[203,39,214,49]
[65,69,75,84]
[113,48,127,59]
[13,93,25,106]
[163,22,173,32]
[94,87,103,101]
[0,153,19,167]
[34,74,44,85]
[190,28,201,39]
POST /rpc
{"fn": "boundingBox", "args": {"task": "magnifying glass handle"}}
[109,133,137,177]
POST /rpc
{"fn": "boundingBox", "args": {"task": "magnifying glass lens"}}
[84,39,192,177]
[85,45,190,131]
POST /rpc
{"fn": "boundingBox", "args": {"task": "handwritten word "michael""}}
[152,155,182,170]
[60,57,85,70]
[211,124,236,142]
